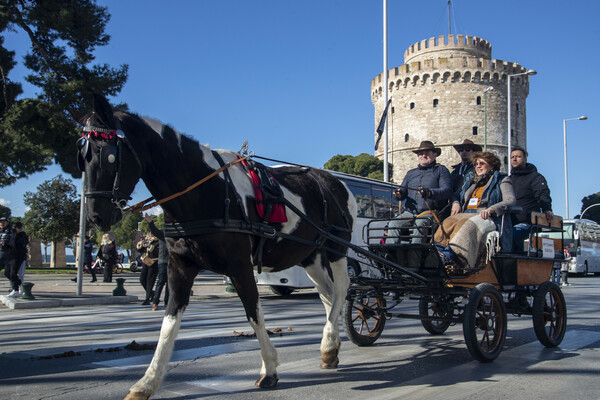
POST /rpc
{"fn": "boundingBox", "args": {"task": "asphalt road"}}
[1,275,599,400]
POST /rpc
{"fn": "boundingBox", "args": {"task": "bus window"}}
[372,185,397,218]
[344,181,373,218]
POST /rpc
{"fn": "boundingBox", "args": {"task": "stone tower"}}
[371,34,532,180]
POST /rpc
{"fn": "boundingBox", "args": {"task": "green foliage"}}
[0,203,11,219]
[580,192,600,224]
[21,174,80,243]
[110,212,143,257]
[0,0,128,187]
[324,153,392,181]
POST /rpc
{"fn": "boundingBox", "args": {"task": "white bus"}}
[541,219,600,276]
[254,171,400,295]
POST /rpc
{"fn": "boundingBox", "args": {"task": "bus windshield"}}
[540,222,574,240]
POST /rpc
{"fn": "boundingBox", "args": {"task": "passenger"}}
[450,139,482,194]
[509,147,554,252]
[434,151,515,268]
[388,140,452,244]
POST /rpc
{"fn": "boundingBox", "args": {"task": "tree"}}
[0,0,128,186]
[324,153,392,181]
[580,192,600,224]
[110,212,143,260]
[22,174,80,264]
[0,203,11,219]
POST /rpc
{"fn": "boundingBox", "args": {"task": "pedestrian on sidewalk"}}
[137,231,159,306]
[561,246,571,287]
[0,217,13,277]
[6,221,28,297]
[144,214,169,311]
[98,233,117,283]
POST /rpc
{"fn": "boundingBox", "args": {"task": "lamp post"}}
[382,0,389,182]
[483,86,493,151]
[563,115,588,219]
[507,69,537,174]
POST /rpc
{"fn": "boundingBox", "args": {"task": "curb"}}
[0,294,139,310]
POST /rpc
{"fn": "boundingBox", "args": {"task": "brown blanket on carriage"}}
[434,213,497,268]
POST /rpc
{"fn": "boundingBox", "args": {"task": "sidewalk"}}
[0,271,257,310]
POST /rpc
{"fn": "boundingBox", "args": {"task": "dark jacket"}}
[98,242,118,265]
[83,240,94,264]
[147,221,168,265]
[450,161,475,195]
[11,230,29,264]
[398,162,452,214]
[0,224,13,252]
[509,163,552,224]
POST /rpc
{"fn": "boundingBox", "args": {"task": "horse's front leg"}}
[304,254,350,369]
[229,269,279,388]
[125,264,198,400]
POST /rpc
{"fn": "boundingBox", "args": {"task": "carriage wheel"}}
[419,296,453,335]
[532,282,567,348]
[343,291,386,346]
[463,283,507,362]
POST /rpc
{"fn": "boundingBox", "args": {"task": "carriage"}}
[78,94,567,399]
[343,210,568,362]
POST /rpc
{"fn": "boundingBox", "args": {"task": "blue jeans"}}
[513,223,531,252]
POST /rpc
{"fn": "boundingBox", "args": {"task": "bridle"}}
[77,116,142,213]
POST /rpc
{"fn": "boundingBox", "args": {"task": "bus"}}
[540,219,600,276]
[254,170,400,295]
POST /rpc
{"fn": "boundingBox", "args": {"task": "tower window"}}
[476,96,482,105]
[404,133,409,142]
[433,99,438,107]
[516,103,519,112]
[391,106,395,114]
[410,102,415,109]
[472,126,478,135]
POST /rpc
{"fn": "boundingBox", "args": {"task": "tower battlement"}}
[404,34,491,64]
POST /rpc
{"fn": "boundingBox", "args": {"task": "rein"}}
[123,155,251,214]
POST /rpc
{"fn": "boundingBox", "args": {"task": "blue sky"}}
[1,0,599,220]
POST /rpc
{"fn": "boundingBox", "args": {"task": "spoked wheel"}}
[419,295,453,335]
[463,283,507,362]
[343,290,387,346]
[532,282,567,347]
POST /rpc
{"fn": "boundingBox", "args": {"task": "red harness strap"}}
[239,158,288,223]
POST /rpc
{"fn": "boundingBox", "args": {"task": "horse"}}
[77,94,357,400]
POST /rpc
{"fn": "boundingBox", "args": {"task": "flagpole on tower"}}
[383,0,389,182]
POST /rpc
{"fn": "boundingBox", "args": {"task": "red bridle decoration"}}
[81,130,117,140]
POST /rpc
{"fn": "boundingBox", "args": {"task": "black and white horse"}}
[78,94,357,399]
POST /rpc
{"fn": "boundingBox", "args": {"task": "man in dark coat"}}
[450,139,482,194]
[509,147,554,251]
[7,222,28,297]
[389,140,452,243]
[0,217,12,274]
[144,214,169,311]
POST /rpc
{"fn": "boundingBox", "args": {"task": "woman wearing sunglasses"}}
[435,151,516,268]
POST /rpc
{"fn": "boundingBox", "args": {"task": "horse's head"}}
[78,94,142,231]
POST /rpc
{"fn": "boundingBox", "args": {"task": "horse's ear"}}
[92,93,116,128]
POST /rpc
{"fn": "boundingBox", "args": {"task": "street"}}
[1,274,599,400]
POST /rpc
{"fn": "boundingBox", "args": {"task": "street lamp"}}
[563,115,588,219]
[507,69,537,174]
[580,203,600,220]
[483,86,493,151]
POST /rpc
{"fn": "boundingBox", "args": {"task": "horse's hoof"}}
[255,374,279,388]
[124,392,150,400]
[320,357,339,369]
[320,348,340,369]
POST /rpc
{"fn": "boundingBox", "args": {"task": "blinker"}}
[100,145,118,172]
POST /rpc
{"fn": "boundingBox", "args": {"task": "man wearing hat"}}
[389,141,452,243]
[450,139,482,194]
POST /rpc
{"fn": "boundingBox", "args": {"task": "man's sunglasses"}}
[456,147,472,152]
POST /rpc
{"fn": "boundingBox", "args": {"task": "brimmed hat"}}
[0,217,8,222]
[412,140,441,156]
[453,139,482,152]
